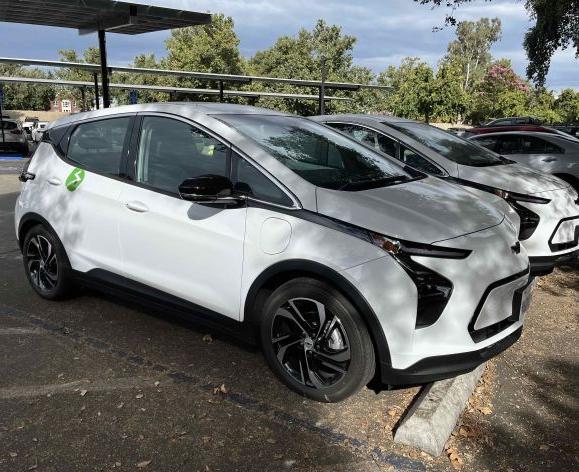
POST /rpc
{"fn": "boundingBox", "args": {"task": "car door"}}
[39,115,133,274]
[117,114,246,320]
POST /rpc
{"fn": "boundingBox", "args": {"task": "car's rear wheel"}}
[22,224,72,300]
[260,277,375,402]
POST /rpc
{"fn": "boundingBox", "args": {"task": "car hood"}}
[315,177,505,244]
[458,162,569,195]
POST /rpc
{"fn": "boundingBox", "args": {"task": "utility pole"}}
[318,56,327,115]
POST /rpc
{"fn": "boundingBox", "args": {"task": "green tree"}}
[528,89,563,123]
[431,60,470,122]
[0,64,55,111]
[554,89,579,123]
[249,19,384,115]
[164,13,244,91]
[445,18,502,92]
[380,58,436,122]
[415,0,579,86]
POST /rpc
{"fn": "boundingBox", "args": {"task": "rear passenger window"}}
[67,117,131,175]
[231,152,293,206]
[136,116,228,194]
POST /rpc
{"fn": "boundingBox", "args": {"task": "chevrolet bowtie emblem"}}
[511,242,521,254]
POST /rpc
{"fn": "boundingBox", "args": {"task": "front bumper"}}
[380,327,522,385]
[0,141,28,154]
[530,249,579,276]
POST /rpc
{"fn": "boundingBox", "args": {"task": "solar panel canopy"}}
[0,0,211,34]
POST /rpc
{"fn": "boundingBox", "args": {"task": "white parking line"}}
[0,376,159,400]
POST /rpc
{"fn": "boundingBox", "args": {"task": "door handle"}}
[125,201,149,213]
[542,158,556,163]
[47,177,62,186]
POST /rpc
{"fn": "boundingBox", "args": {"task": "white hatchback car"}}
[16,103,531,402]
[312,115,579,276]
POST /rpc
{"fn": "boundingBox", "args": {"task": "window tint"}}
[473,136,499,152]
[497,136,522,154]
[217,115,411,191]
[67,117,131,175]
[136,116,228,194]
[328,123,397,158]
[399,144,445,176]
[231,152,292,206]
[388,122,505,166]
[0,121,18,130]
[520,136,563,154]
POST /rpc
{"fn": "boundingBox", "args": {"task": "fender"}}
[243,259,392,372]
[18,212,62,251]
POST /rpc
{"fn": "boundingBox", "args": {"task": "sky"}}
[0,0,576,91]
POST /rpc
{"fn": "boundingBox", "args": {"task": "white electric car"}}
[16,103,530,402]
[312,115,579,276]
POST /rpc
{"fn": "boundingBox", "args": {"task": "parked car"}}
[16,103,530,402]
[552,124,579,139]
[31,121,49,143]
[468,124,562,136]
[0,118,29,156]
[484,116,542,127]
[312,114,579,275]
[469,131,579,192]
[22,116,39,138]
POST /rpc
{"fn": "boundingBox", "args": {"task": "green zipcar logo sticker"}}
[66,168,85,192]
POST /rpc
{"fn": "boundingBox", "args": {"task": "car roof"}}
[313,113,419,125]
[49,102,289,129]
[471,131,560,138]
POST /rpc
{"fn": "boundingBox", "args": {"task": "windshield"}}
[217,114,415,191]
[0,121,18,130]
[387,122,507,167]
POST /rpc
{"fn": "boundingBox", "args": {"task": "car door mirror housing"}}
[178,175,238,203]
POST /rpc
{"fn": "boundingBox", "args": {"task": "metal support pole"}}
[80,86,86,112]
[93,72,100,110]
[98,29,110,108]
[219,81,224,103]
[318,56,327,115]
[0,88,5,148]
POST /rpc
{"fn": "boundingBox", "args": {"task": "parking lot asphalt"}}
[1,160,577,472]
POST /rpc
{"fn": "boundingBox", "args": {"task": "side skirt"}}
[74,269,258,347]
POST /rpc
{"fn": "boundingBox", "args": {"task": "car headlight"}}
[370,232,470,329]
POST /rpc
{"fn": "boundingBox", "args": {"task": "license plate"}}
[520,280,535,316]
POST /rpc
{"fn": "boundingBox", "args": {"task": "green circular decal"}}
[65,168,85,192]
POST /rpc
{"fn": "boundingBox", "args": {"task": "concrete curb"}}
[393,363,486,456]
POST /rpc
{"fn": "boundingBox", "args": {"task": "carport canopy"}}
[0,0,212,107]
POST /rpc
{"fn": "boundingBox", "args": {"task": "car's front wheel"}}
[22,224,72,300]
[260,277,375,402]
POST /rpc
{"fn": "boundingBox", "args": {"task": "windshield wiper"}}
[338,175,410,191]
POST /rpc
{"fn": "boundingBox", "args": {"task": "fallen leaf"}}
[136,393,144,399]
[136,460,152,468]
[202,334,213,343]
[154,381,160,387]
[117,402,124,409]
[28,465,38,471]
[387,408,397,417]
[479,406,492,415]
[80,389,87,397]
[9,452,17,458]
[213,384,227,395]
[266,438,276,444]
[539,444,549,451]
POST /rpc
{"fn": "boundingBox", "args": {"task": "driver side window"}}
[136,116,229,194]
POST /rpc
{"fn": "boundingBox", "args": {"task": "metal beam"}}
[0,76,352,102]
[0,57,391,91]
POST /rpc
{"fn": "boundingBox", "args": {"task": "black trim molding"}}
[548,216,579,252]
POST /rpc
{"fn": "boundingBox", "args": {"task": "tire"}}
[260,277,375,402]
[22,224,73,300]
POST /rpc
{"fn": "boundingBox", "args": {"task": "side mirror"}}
[178,175,238,203]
